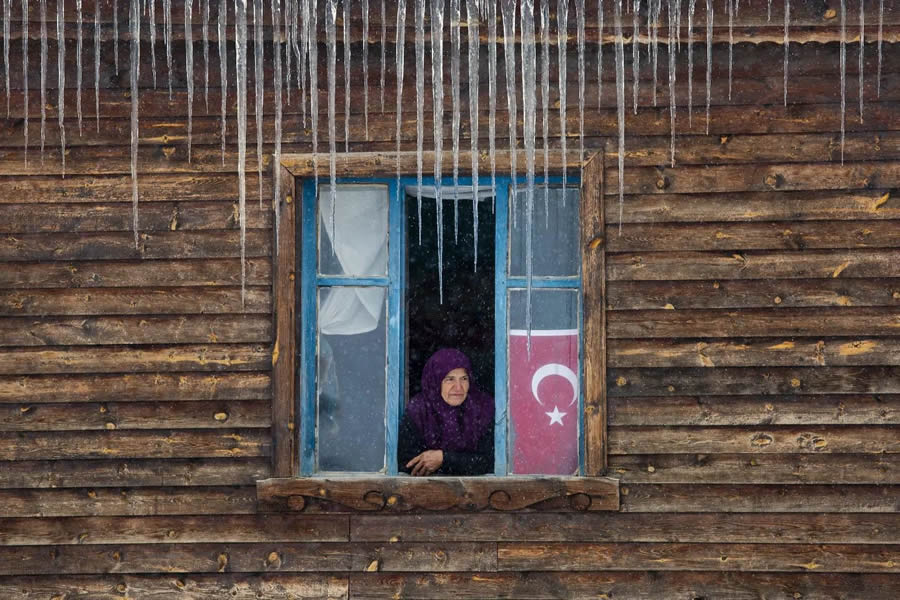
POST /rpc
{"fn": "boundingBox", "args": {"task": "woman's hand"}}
[406,449,444,476]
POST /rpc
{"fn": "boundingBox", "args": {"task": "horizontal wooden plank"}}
[609,394,900,426]
[608,366,900,396]
[496,542,900,573]
[0,400,271,431]
[608,337,900,367]
[607,189,900,224]
[0,316,272,346]
[0,287,272,316]
[606,278,900,310]
[0,372,270,402]
[608,453,898,485]
[0,345,270,374]
[0,514,350,545]
[0,486,258,518]
[350,513,900,543]
[0,429,270,460]
[0,457,271,488]
[0,575,347,600]
[619,484,900,513]
[608,307,900,338]
[0,230,271,261]
[0,258,271,288]
[607,250,900,281]
[609,425,900,455]
[605,220,900,252]
[348,571,900,600]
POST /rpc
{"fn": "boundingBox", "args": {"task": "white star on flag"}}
[545,405,566,426]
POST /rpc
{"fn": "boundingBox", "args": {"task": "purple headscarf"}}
[406,348,494,452]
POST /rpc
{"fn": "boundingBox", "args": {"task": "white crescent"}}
[530,363,579,407]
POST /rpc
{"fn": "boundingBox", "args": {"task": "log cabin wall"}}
[1,1,898,598]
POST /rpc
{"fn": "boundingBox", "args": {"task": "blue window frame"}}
[298,174,582,476]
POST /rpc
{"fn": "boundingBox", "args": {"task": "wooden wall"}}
[1,1,898,598]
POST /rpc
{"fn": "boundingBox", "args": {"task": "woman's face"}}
[440,368,470,407]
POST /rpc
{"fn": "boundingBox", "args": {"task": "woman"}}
[399,348,494,476]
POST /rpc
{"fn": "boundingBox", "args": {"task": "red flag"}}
[508,329,579,474]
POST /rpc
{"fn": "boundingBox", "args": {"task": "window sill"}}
[256,476,619,513]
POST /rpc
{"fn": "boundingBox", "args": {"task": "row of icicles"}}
[1,0,888,316]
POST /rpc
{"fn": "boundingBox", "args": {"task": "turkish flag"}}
[508,329,579,475]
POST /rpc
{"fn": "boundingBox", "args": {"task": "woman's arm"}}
[439,424,494,476]
[397,414,428,474]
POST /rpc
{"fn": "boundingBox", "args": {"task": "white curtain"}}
[318,186,389,335]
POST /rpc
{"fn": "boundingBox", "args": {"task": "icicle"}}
[415,0,425,242]
[783,0,789,105]
[301,0,311,119]
[839,0,846,165]
[327,0,339,232]
[291,0,303,105]
[576,0,585,171]
[596,0,603,112]
[395,0,407,198]
[631,0,638,114]
[541,0,550,222]
[650,0,659,106]
[614,0,625,233]
[254,0,264,200]
[114,0,120,74]
[186,0,195,162]
[705,0,712,133]
[236,0,249,304]
[203,0,210,109]
[521,0,537,345]
[487,0,498,200]
[39,0,47,161]
[858,0,864,122]
[466,0,481,269]
[362,0,370,137]
[451,0,462,240]
[94,0,100,131]
[3,0,9,116]
[687,0,695,127]
[272,0,283,248]
[284,0,292,104]
[307,0,319,189]
[56,0,65,174]
[218,0,228,164]
[877,0,883,98]
[502,0,518,221]
[150,0,158,87]
[726,0,732,100]
[76,0,83,134]
[343,0,351,152]
[767,0,771,22]
[21,0,27,163]
[380,0,387,111]
[164,0,174,97]
[556,0,567,190]
[130,0,141,248]
[432,0,446,303]
[666,0,676,166]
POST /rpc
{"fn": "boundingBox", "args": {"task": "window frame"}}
[263,151,615,512]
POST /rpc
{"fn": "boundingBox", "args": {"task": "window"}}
[265,152,614,510]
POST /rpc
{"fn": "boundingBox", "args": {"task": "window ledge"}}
[256,476,619,513]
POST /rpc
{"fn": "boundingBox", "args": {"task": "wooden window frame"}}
[260,150,617,513]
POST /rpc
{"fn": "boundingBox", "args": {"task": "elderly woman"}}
[399,348,494,476]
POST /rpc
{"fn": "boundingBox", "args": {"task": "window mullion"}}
[385,177,405,475]
[299,179,319,476]
[493,178,510,476]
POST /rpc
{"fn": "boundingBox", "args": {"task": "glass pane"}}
[317,286,387,472]
[509,186,580,277]
[318,184,389,276]
[507,289,580,475]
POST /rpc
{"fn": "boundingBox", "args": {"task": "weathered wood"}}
[0,372,270,402]
[607,250,900,281]
[0,401,271,431]
[0,258,271,288]
[0,230,271,261]
[0,345,270,375]
[257,477,619,513]
[619,483,900,513]
[580,153,606,475]
[0,574,349,600]
[350,512,900,543]
[0,287,271,316]
[609,394,900,426]
[0,458,272,488]
[609,425,900,455]
[0,486,258,518]
[608,366,900,396]
[609,453,897,485]
[496,542,900,572]
[0,430,270,460]
[606,278,900,310]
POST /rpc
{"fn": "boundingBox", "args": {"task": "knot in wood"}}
[568,493,592,511]
[488,489,513,510]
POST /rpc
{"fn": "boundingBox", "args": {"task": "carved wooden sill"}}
[256,476,619,513]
